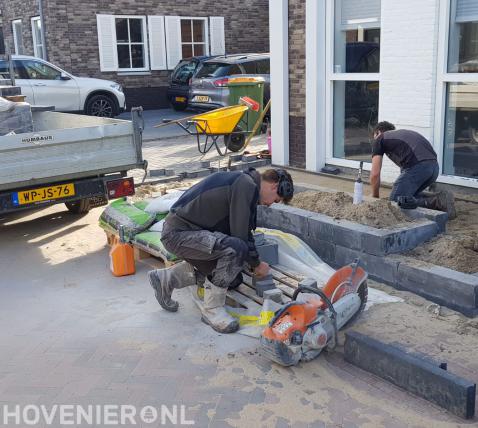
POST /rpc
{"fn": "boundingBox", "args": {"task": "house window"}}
[180,19,206,58]
[31,17,45,59]
[115,17,147,70]
[441,0,478,179]
[332,0,381,162]
[12,19,24,55]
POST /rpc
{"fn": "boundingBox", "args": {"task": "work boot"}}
[421,190,457,220]
[148,261,196,312]
[200,279,239,334]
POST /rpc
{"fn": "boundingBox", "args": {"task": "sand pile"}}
[290,190,412,228]
[410,199,478,273]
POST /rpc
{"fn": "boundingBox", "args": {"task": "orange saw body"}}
[260,259,368,366]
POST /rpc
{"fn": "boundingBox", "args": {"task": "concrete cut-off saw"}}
[260,259,368,366]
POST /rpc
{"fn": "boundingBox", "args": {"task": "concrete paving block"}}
[257,205,310,239]
[403,207,448,233]
[396,259,478,316]
[229,154,243,162]
[200,161,211,168]
[148,168,165,177]
[344,331,476,419]
[307,213,336,243]
[306,236,336,265]
[242,154,257,162]
[263,288,283,303]
[146,175,182,185]
[299,278,318,289]
[361,221,439,256]
[165,169,176,176]
[253,274,276,297]
[256,240,278,265]
[334,246,399,285]
[193,168,211,178]
[185,171,197,178]
[333,220,372,252]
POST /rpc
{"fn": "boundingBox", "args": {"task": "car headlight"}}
[110,83,123,93]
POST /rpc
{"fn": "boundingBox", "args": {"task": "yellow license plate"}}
[175,96,186,102]
[195,96,210,102]
[13,183,75,205]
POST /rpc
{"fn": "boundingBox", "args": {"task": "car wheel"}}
[85,94,117,118]
[65,198,91,214]
[171,102,188,112]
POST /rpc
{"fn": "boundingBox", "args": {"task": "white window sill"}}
[117,71,152,76]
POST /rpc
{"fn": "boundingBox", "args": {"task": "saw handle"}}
[291,286,337,319]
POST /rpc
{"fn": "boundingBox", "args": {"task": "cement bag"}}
[0,98,33,135]
[144,191,184,215]
[149,219,165,233]
[133,231,178,262]
[100,199,155,239]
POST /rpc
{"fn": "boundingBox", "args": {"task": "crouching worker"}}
[370,121,456,218]
[148,168,294,334]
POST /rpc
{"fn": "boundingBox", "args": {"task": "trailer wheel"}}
[65,198,91,214]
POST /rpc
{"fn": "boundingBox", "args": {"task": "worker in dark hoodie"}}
[148,168,294,334]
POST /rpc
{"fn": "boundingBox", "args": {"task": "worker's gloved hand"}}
[254,261,270,279]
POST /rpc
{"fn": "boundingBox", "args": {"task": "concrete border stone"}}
[344,331,476,419]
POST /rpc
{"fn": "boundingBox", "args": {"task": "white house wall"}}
[379,0,440,183]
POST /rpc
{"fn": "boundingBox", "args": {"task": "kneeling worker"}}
[148,168,294,334]
[370,121,456,218]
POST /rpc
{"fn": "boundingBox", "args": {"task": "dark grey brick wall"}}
[2,0,38,55]
[2,0,269,109]
[288,0,306,168]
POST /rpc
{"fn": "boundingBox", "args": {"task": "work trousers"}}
[389,160,439,203]
[161,224,248,289]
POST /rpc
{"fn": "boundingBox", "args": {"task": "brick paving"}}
[0,136,472,427]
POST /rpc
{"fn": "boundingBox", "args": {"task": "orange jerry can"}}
[109,226,135,276]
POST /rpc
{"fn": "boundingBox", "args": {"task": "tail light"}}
[106,177,135,199]
[213,77,229,87]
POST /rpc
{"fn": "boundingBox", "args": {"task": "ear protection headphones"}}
[275,169,294,199]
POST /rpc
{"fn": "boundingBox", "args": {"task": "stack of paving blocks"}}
[0,88,33,136]
[253,232,279,297]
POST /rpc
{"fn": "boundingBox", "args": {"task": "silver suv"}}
[189,53,270,110]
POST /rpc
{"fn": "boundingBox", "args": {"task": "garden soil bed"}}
[290,190,413,229]
[409,198,478,274]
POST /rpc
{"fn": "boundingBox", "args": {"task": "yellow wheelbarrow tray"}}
[192,105,249,135]
[155,104,252,156]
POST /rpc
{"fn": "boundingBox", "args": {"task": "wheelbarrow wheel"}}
[224,128,246,152]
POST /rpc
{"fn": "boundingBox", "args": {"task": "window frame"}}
[325,0,381,171]
[114,15,149,72]
[12,19,24,55]
[31,16,45,59]
[179,17,208,58]
[434,0,478,188]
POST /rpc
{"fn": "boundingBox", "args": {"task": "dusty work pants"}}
[389,160,439,204]
[161,226,248,289]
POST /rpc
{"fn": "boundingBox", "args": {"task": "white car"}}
[0,55,125,117]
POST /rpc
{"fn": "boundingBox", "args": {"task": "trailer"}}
[0,107,146,214]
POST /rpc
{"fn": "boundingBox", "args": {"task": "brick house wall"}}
[288,0,306,168]
[1,1,38,55]
[2,0,269,109]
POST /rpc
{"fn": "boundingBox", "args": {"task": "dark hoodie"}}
[164,169,261,267]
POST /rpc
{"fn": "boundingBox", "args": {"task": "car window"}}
[242,61,256,74]
[195,62,245,78]
[0,60,25,79]
[172,60,198,83]
[256,59,270,74]
[20,59,61,80]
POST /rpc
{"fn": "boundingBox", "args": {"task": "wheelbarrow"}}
[155,98,264,156]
